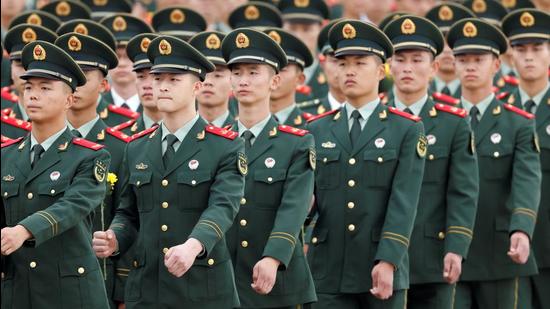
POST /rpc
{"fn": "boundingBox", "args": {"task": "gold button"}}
[240,198,247,205]
[428,154,435,161]
[348,224,355,232]
[438,232,445,240]
[349,158,356,165]
[162,179,169,186]
[50,189,56,194]
[241,240,249,248]
[377,157,384,163]
[162,202,169,208]
[207,258,215,266]
[27,192,33,199]
[240,219,247,227]
[133,260,138,267]
[267,177,273,182]
[191,180,197,185]
[311,237,318,244]
[77,267,85,274]
[136,180,141,186]
[1,272,4,279]
[30,261,37,268]
[348,180,355,187]
[493,151,500,158]
[163,247,169,254]
[323,158,328,163]
[347,202,355,209]
[161,224,168,232]
[3,192,7,197]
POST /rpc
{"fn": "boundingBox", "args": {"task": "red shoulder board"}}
[496,91,509,100]
[205,125,238,140]
[278,125,309,136]
[1,115,32,131]
[112,119,136,131]
[503,75,519,86]
[131,125,159,141]
[1,87,17,102]
[302,112,314,121]
[1,136,23,148]
[434,103,467,118]
[296,85,312,96]
[503,103,535,119]
[2,108,12,116]
[306,109,339,123]
[106,128,132,143]
[72,137,105,150]
[388,107,421,122]
[107,105,140,119]
[432,92,460,105]
[1,135,12,143]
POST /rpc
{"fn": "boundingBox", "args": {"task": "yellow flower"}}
[107,172,118,186]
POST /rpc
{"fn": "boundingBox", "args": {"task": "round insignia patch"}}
[244,5,260,20]
[490,133,501,144]
[264,157,275,168]
[236,33,250,48]
[427,134,437,145]
[375,138,386,149]
[206,33,221,49]
[238,152,248,176]
[417,135,428,158]
[520,12,535,27]
[94,160,107,183]
[342,23,356,39]
[26,13,42,25]
[22,28,37,43]
[188,159,199,170]
[438,5,453,21]
[401,18,416,35]
[170,9,185,24]
[309,147,316,170]
[463,21,477,38]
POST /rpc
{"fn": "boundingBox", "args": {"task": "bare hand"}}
[370,261,395,300]
[164,238,203,277]
[508,231,530,264]
[443,252,462,284]
[1,225,32,255]
[92,229,118,258]
[251,257,280,295]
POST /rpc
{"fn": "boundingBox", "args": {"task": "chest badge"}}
[2,175,15,182]
[188,159,199,170]
[374,138,386,149]
[135,162,148,170]
[427,134,437,145]
[491,133,502,144]
[50,171,61,181]
[265,157,276,168]
[321,141,336,148]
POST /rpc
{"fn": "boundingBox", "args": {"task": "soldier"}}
[189,31,234,128]
[1,40,111,308]
[40,0,92,22]
[446,18,542,309]
[222,28,318,308]
[384,16,480,309]
[8,10,61,32]
[501,9,550,309]
[92,35,246,309]
[306,20,426,309]
[264,28,314,128]
[99,13,154,127]
[152,7,207,41]
[2,24,57,139]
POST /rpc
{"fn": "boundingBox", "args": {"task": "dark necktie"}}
[470,106,480,130]
[524,100,536,114]
[71,129,82,138]
[273,115,280,123]
[163,134,178,169]
[404,107,414,115]
[121,103,130,110]
[350,110,362,147]
[31,144,45,169]
[242,130,254,152]
[441,86,451,96]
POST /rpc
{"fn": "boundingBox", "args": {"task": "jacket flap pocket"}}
[254,169,286,184]
[129,172,152,187]
[427,146,449,159]
[317,150,341,163]
[477,144,514,157]
[38,180,69,196]
[311,228,328,244]
[364,149,397,162]
[1,183,19,198]
[424,223,446,239]
[59,255,99,277]
[177,171,212,186]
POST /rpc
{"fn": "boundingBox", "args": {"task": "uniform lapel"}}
[536,89,550,131]
[419,98,437,135]
[475,98,500,146]
[163,118,205,177]
[283,106,301,127]
[351,104,386,156]
[15,135,32,178]
[86,119,107,142]
[25,129,71,184]
[146,127,164,175]
[330,108,352,155]
[246,117,277,165]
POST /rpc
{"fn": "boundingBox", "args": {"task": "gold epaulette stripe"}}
[200,220,223,238]
[515,208,537,217]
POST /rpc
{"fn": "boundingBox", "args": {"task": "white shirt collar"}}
[68,115,99,139]
[434,76,461,94]
[274,104,296,124]
[142,112,158,129]
[461,93,495,118]
[519,82,550,108]
[394,94,428,116]
[110,87,141,112]
[237,114,272,140]
[211,110,230,128]
[327,91,345,111]
[30,126,67,152]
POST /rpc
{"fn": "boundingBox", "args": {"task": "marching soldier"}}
[384,15,479,308]
[501,9,550,309]
[264,28,314,128]
[1,40,111,308]
[222,28,318,308]
[92,35,245,309]
[306,19,426,308]
[189,31,234,128]
[446,18,542,309]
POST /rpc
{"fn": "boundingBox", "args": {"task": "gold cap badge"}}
[26,13,42,25]
[520,12,535,27]
[342,23,356,39]
[236,33,250,48]
[401,18,416,34]
[94,0,108,6]
[463,21,478,38]
[472,0,487,13]
[438,5,453,21]
[113,16,127,32]
[244,5,260,20]
[159,39,172,55]
[170,9,185,24]
[68,35,82,51]
[502,0,516,9]
[206,33,221,49]
[268,30,281,44]
[295,0,309,7]
[22,28,37,43]
[140,37,151,52]
[56,1,71,16]
[33,44,46,60]
[74,23,88,35]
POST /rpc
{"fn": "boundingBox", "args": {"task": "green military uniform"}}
[2,24,58,139]
[306,20,426,309]
[40,0,92,22]
[109,35,245,309]
[152,7,206,41]
[9,10,61,32]
[1,40,111,309]
[383,16,480,309]
[501,9,550,309]
[445,18,542,309]
[221,28,317,308]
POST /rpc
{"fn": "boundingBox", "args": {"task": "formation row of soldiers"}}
[0,0,549,308]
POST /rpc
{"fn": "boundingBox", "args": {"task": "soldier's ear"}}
[192,80,202,96]
[431,57,440,77]
[270,72,281,92]
[492,55,501,75]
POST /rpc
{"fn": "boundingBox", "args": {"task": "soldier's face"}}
[10,60,26,95]
[320,54,342,91]
[111,46,136,86]
[283,22,322,55]
[230,63,280,105]
[337,54,385,100]
[390,50,437,95]
[197,65,231,107]
[436,42,456,74]
[455,53,500,90]
[511,42,550,82]
[23,78,74,123]
[271,64,304,101]
[136,69,156,109]
[73,70,106,111]
[153,72,200,113]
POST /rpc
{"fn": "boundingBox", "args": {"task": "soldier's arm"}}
[445,119,479,257]
[188,138,246,256]
[262,134,315,269]
[509,119,541,238]
[18,150,111,247]
[375,122,425,268]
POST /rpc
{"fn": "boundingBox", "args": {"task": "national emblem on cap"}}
[206,34,221,49]
[401,18,416,34]
[268,30,282,44]
[159,39,171,55]
[520,12,535,27]
[463,21,477,37]
[472,0,486,13]
[170,9,185,23]
[439,5,453,21]
[27,13,42,25]
[342,23,356,39]
[236,33,250,48]
[245,5,260,20]
[140,37,151,53]
[22,28,37,43]
[68,35,82,51]
[113,16,127,31]
[295,0,309,7]
[74,23,88,35]
[33,44,46,60]
[56,1,71,16]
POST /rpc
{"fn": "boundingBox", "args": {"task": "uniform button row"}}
[241,240,248,248]
[240,198,247,205]
[162,179,169,186]
[348,180,355,187]
[27,192,34,199]
[240,219,247,227]
[161,202,169,208]
[348,224,355,232]
[161,225,168,232]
